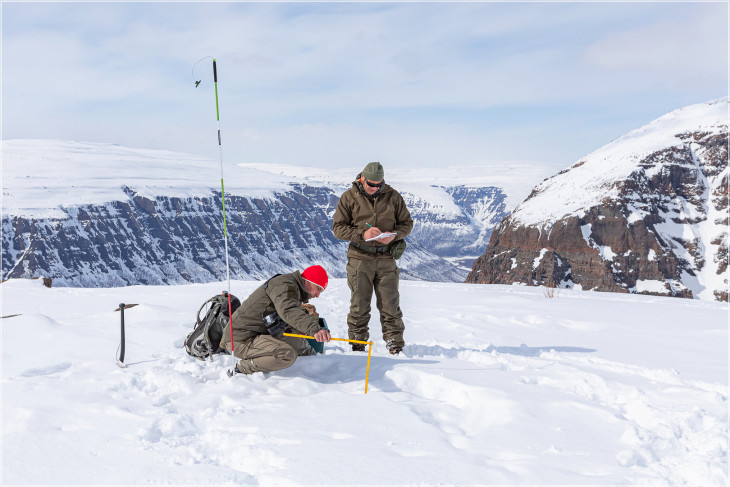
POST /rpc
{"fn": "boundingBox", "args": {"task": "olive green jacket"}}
[333,176,414,260]
[221,271,321,345]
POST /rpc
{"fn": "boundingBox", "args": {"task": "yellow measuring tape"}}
[282,333,374,393]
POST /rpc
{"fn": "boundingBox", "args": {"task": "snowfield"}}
[2,278,728,485]
[2,139,547,220]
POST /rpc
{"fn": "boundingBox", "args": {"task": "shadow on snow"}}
[404,343,597,358]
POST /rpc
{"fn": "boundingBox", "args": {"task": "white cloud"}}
[583,5,728,88]
[2,2,727,171]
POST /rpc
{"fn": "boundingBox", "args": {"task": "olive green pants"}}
[229,334,315,374]
[346,257,405,347]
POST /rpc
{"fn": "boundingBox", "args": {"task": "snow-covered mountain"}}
[467,98,729,302]
[1,140,539,286]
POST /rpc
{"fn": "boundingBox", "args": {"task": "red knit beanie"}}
[301,265,328,290]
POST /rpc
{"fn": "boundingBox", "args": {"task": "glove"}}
[301,303,318,316]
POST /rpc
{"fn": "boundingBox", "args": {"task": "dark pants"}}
[346,257,405,347]
[228,334,315,374]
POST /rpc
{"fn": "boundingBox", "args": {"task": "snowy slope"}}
[2,139,540,219]
[510,98,728,226]
[1,140,294,219]
[470,98,729,301]
[2,278,727,485]
[239,161,546,213]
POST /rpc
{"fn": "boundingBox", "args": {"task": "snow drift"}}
[2,278,727,485]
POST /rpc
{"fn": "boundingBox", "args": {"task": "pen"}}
[366,223,373,228]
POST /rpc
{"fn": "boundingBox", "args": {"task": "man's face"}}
[305,280,324,299]
[361,177,383,196]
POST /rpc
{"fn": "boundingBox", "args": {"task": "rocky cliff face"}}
[3,184,490,286]
[467,98,729,302]
[2,140,512,287]
[402,185,508,258]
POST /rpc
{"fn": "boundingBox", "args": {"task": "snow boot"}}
[227,359,254,377]
[351,343,366,352]
[386,339,403,355]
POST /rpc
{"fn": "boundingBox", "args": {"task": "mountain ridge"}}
[2,140,542,286]
[467,98,729,302]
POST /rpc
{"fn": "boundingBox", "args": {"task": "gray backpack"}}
[184,292,240,360]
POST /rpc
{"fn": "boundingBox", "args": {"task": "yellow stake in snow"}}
[282,333,375,394]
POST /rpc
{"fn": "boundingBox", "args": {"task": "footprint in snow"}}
[20,362,72,377]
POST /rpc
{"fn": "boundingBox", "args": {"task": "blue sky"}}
[2,2,728,172]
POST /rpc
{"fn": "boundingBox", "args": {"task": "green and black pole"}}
[194,57,235,366]
[211,59,235,356]
[212,60,232,290]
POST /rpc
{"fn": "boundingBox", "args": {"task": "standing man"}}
[221,265,331,376]
[333,162,413,354]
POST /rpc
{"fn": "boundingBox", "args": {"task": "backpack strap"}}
[196,295,221,327]
[260,273,282,318]
[263,273,283,291]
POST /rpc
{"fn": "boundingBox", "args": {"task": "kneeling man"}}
[221,265,331,376]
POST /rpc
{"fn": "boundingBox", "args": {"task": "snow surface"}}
[2,278,727,485]
[510,98,729,226]
[238,162,550,213]
[1,139,549,219]
[634,279,670,294]
[1,140,295,219]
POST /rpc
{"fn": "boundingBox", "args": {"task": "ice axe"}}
[114,303,138,367]
[283,333,374,393]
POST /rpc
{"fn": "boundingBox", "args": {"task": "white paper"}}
[365,232,397,242]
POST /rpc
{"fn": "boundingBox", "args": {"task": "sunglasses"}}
[364,179,384,188]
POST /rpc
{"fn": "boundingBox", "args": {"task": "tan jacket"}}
[221,271,321,345]
[333,177,414,260]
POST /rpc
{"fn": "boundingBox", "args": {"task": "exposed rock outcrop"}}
[2,182,508,286]
[467,98,728,301]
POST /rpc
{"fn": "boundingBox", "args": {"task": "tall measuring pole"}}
[211,59,235,352]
